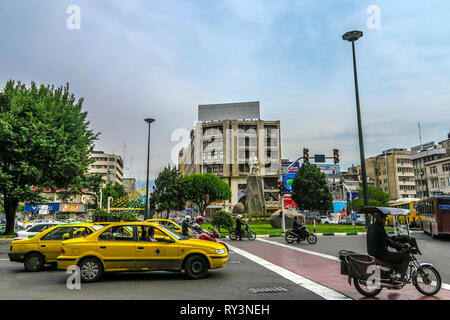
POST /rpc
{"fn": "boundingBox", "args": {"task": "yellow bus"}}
[390,199,420,228]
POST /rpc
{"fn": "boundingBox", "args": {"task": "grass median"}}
[203,221,369,236]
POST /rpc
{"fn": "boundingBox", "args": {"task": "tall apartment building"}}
[178,101,282,215]
[348,149,416,200]
[89,151,124,186]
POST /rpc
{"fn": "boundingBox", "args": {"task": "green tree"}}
[211,210,234,232]
[291,162,333,213]
[349,185,390,210]
[0,81,98,234]
[150,165,186,218]
[183,173,232,216]
[99,182,127,209]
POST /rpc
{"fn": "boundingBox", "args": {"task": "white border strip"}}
[257,238,450,292]
[227,243,351,300]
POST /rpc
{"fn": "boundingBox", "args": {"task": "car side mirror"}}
[164,237,175,243]
[63,233,70,240]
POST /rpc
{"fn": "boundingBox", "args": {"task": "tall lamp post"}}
[342,30,370,227]
[144,118,155,220]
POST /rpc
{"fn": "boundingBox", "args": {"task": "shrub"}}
[211,211,234,232]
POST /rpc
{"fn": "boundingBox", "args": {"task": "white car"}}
[15,223,59,239]
[29,219,58,227]
[319,216,339,224]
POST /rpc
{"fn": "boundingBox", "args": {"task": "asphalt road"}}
[0,242,322,300]
[261,232,450,284]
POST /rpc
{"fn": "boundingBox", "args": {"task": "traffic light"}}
[303,148,309,162]
[333,149,339,164]
[279,181,284,195]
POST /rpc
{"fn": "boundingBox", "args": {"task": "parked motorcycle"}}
[340,207,442,298]
[285,226,317,244]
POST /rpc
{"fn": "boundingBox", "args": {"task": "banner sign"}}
[439,204,450,210]
[24,203,60,213]
[59,203,87,213]
[283,195,297,210]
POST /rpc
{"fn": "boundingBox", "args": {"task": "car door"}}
[135,225,180,270]
[39,226,72,262]
[97,225,137,270]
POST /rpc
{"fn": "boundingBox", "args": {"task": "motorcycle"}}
[228,224,256,241]
[340,207,442,298]
[285,226,317,244]
[191,224,229,252]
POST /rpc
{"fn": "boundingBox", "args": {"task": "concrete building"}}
[122,178,137,193]
[178,101,282,215]
[89,151,124,186]
[411,145,447,199]
[424,156,450,196]
[348,148,416,200]
[439,132,450,156]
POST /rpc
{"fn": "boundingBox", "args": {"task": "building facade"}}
[89,151,124,186]
[122,178,137,194]
[348,148,416,200]
[424,156,450,196]
[178,101,282,215]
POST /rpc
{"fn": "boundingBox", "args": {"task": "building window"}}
[429,166,438,174]
[442,163,450,172]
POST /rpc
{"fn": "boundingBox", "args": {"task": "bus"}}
[417,195,450,237]
[390,199,420,228]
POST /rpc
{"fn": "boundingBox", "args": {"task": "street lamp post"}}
[342,30,370,227]
[144,118,155,220]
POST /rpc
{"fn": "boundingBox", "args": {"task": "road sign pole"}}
[281,195,286,233]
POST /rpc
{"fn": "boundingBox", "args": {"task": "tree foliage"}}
[98,182,127,208]
[183,173,232,215]
[149,165,186,217]
[0,81,98,234]
[211,210,234,232]
[349,185,390,210]
[291,162,333,212]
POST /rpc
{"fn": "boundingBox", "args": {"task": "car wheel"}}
[79,257,103,283]
[185,255,208,280]
[24,252,44,272]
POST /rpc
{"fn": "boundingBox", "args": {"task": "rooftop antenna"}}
[418,122,422,146]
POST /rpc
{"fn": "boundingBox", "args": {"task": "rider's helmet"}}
[192,223,203,233]
[185,215,191,221]
[237,215,242,219]
[196,216,205,224]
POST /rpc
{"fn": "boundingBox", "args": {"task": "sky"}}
[1,0,449,187]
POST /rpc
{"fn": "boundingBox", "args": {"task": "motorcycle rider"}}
[292,216,302,237]
[182,215,192,237]
[367,210,411,283]
[236,215,243,240]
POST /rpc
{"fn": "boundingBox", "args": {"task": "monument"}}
[244,154,266,214]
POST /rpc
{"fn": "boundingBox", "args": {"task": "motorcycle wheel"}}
[285,233,296,244]
[307,234,317,244]
[412,265,441,296]
[248,231,256,241]
[354,279,382,298]
[229,231,238,241]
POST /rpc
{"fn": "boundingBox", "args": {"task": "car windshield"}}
[157,225,185,240]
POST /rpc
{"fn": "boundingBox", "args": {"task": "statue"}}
[249,153,260,176]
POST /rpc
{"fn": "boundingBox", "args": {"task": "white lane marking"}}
[257,238,340,262]
[257,238,450,292]
[227,243,351,300]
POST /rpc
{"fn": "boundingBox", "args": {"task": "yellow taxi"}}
[57,222,228,282]
[8,223,106,272]
[145,218,186,233]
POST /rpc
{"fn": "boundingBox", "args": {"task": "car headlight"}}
[215,249,226,254]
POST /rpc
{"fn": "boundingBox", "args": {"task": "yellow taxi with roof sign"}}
[56,222,228,282]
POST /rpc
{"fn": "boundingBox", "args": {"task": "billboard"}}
[24,203,60,213]
[283,195,297,210]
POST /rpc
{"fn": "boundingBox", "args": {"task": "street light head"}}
[144,118,155,124]
[342,30,363,42]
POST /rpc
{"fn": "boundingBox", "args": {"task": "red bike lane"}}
[228,239,450,300]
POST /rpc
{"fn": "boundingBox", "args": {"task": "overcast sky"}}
[1,1,449,187]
